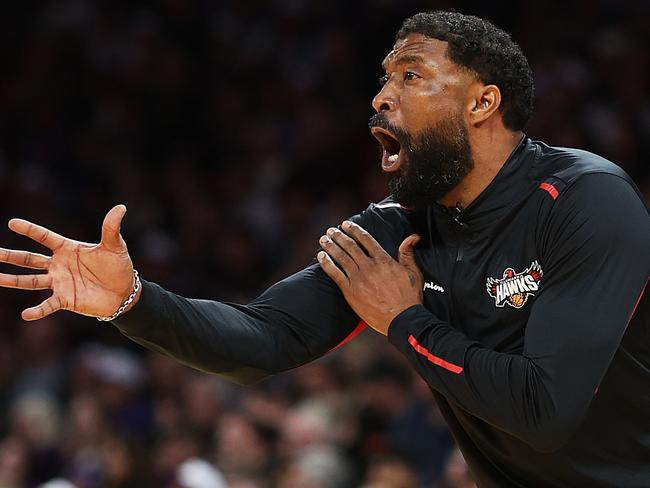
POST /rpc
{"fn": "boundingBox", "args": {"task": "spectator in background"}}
[358,361,454,485]
[214,412,272,480]
[437,449,477,488]
[0,437,28,488]
[39,480,76,488]
[173,458,227,488]
[9,391,62,484]
[360,456,419,488]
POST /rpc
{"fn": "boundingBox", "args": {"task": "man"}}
[0,10,648,487]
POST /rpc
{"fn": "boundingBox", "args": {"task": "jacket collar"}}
[431,136,539,232]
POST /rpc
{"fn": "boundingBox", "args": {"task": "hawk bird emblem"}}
[486,261,543,309]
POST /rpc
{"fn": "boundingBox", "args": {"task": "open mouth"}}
[370,127,403,172]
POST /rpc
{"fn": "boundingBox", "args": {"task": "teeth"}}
[387,154,399,163]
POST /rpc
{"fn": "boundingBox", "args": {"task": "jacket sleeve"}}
[387,173,650,452]
[111,206,385,384]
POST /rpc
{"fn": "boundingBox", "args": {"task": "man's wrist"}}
[96,269,142,322]
[387,303,430,343]
[121,284,142,315]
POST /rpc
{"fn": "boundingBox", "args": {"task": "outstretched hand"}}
[317,220,423,335]
[0,205,137,321]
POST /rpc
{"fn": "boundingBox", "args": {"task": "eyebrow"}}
[382,54,426,71]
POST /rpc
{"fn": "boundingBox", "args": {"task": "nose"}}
[372,82,398,113]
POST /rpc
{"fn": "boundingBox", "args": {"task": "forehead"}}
[382,34,454,72]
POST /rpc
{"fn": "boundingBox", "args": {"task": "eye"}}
[378,74,389,86]
[404,71,420,82]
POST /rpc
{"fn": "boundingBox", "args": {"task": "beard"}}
[369,111,474,209]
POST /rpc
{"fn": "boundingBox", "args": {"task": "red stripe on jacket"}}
[408,335,463,374]
[539,182,559,200]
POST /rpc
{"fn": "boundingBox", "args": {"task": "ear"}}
[467,84,501,127]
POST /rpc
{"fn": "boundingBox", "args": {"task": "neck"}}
[438,129,524,208]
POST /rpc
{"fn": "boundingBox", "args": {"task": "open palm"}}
[0,205,136,321]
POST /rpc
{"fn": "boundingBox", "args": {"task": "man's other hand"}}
[317,220,423,335]
[0,205,138,321]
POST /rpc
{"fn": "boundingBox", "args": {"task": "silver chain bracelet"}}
[96,269,141,322]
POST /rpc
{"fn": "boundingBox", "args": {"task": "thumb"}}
[398,234,421,269]
[101,204,128,251]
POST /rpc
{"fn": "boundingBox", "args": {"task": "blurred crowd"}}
[0,325,466,487]
[0,0,647,487]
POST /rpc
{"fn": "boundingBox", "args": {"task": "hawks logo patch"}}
[486,261,543,309]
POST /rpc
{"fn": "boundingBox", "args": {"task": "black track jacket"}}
[114,138,650,487]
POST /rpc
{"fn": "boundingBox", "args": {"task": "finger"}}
[319,234,358,274]
[0,273,52,290]
[398,234,421,269]
[0,248,51,270]
[326,227,368,263]
[8,219,66,251]
[317,251,349,288]
[101,204,128,252]
[22,295,62,321]
[341,220,388,258]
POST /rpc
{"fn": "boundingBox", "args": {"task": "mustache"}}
[368,113,401,134]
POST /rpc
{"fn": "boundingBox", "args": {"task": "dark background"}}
[0,1,647,487]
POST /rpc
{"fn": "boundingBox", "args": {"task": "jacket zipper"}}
[449,207,468,332]
[452,204,467,262]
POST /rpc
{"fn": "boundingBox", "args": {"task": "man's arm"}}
[111,203,399,384]
[112,263,361,384]
[0,204,389,385]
